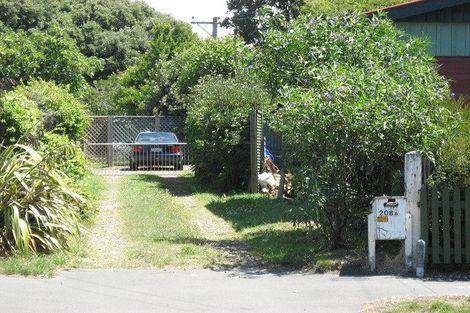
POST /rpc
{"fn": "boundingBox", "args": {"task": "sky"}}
[140,0,233,38]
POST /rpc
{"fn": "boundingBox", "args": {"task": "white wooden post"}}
[404,151,422,269]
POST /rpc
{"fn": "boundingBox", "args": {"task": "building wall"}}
[384,3,470,97]
[437,57,470,96]
[395,22,470,96]
[397,22,470,56]
[396,3,470,23]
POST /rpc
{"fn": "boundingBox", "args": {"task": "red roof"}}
[366,0,470,19]
[365,1,426,15]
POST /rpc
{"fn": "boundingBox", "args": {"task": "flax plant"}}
[0,144,84,255]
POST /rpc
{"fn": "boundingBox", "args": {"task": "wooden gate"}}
[420,185,470,264]
[249,110,264,193]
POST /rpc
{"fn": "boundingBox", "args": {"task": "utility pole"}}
[191,17,220,39]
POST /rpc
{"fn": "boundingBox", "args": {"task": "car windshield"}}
[136,133,178,143]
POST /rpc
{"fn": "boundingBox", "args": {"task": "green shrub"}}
[186,74,270,190]
[13,80,90,141]
[0,92,43,144]
[0,144,85,255]
[38,133,89,181]
[155,36,254,115]
[0,28,98,94]
[260,14,454,246]
[431,98,470,187]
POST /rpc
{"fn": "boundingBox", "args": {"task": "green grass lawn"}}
[0,174,106,277]
[130,173,352,271]
[118,175,226,268]
[200,190,348,270]
[0,171,351,275]
[367,297,470,313]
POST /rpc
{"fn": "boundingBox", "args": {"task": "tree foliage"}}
[107,19,198,115]
[186,74,270,190]
[0,0,170,79]
[165,37,254,112]
[113,36,252,116]
[222,0,304,43]
[0,28,99,94]
[258,13,454,246]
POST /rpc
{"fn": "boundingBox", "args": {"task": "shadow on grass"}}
[205,195,295,231]
[162,230,342,274]
[198,193,350,271]
[125,173,353,274]
[133,174,201,197]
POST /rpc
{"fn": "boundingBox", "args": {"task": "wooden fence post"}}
[154,116,161,131]
[404,151,422,269]
[249,110,258,193]
[107,116,114,167]
[248,110,263,193]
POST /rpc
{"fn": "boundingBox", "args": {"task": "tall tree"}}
[222,0,304,43]
[0,0,172,79]
[0,28,98,94]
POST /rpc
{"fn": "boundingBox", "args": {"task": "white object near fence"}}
[404,151,423,269]
[368,196,412,272]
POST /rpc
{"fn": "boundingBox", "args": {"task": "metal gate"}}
[84,116,190,175]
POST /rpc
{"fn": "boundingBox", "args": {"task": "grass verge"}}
[363,296,470,313]
[0,174,106,277]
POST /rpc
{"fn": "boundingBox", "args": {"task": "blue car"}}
[130,132,184,170]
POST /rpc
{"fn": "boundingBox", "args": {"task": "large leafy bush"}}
[0,144,85,255]
[38,133,89,181]
[0,81,90,183]
[13,80,90,141]
[431,98,470,187]
[0,93,42,144]
[260,14,454,246]
[120,36,254,116]
[186,74,270,190]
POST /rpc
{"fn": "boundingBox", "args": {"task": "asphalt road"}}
[1,269,469,313]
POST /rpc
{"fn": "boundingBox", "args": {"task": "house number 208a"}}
[378,210,399,217]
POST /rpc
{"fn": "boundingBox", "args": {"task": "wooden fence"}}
[249,110,264,193]
[420,185,470,264]
[84,116,187,167]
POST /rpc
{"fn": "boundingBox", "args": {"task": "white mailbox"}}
[368,196,411,271]
[372,196,406,240]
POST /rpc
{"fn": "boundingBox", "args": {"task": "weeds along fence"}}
[84,116,190,174]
